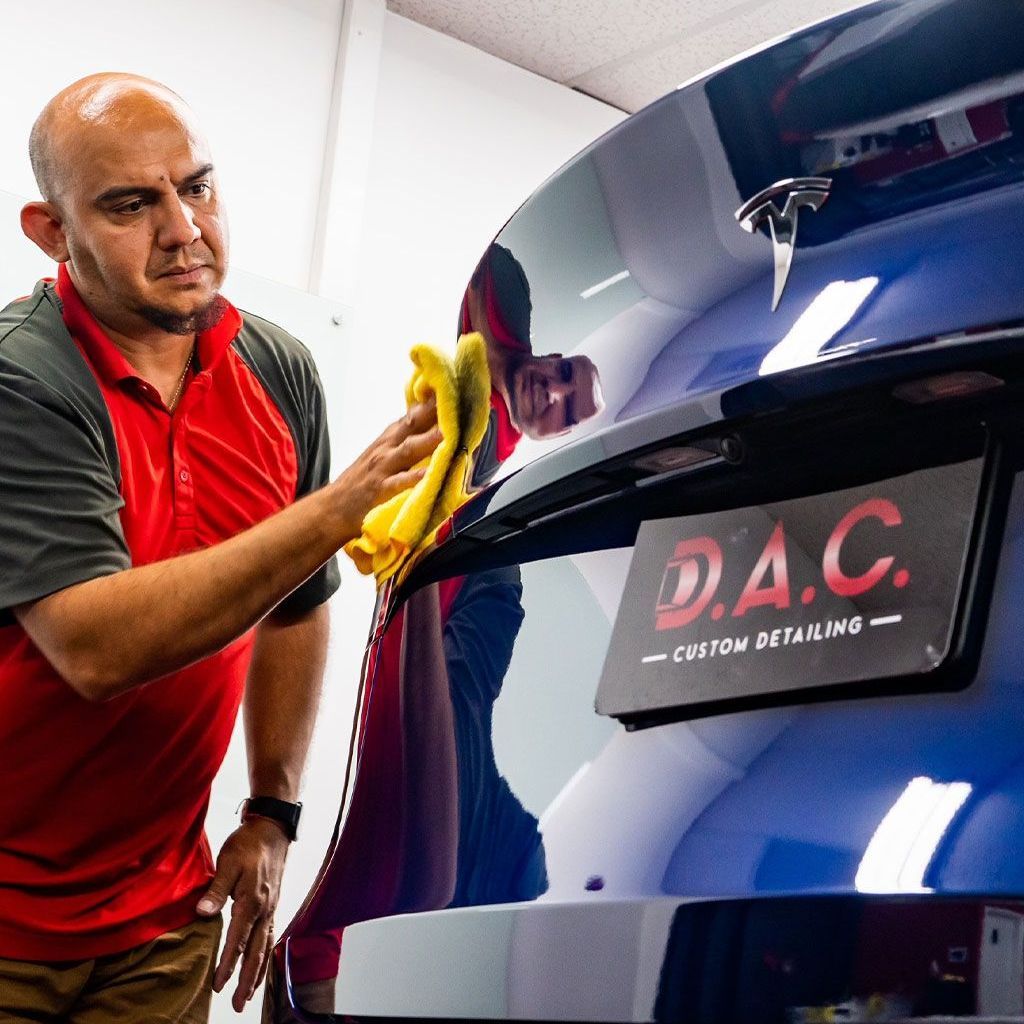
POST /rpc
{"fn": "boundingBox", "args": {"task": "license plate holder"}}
[596,452,1003,727]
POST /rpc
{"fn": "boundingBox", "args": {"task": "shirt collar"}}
[55,263,243,385]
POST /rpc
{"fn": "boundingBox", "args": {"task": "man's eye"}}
[186,182,211,197]
[116,199,146,215]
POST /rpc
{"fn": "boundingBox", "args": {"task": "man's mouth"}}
[160,264,208,283]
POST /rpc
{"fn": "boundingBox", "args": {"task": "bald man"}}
[0,74,439,1020]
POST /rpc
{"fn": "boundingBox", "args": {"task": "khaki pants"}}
[0,916,222,1023]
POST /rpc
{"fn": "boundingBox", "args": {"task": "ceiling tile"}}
[569,0,869,111]
[388,0,793,84]
[388,0,874,112]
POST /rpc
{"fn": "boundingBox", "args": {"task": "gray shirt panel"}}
[0,282,130,613]
[231,311,341,617]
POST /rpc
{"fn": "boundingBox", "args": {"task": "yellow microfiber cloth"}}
[343,332,491,583]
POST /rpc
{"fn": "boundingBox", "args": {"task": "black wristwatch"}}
[241,796,303,842]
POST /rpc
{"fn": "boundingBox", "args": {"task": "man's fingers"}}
[203,824,286,1006]
[372,425,441,485]
[196,861,239,917]
[390,405,440,446]
[234,915,271,1011]
[336,401,443,533]
[404,396,438,432]
[254,926,274,994]
[213,901,256,994]
[396,426,443,467]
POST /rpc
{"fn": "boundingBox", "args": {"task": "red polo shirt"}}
[0,267,336,960]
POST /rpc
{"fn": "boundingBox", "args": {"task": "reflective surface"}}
[470,0,1024,484]
[275,462,1024,1018]
[330,896,1024,1022]
[272,1,1024,1019]
[461,242,605,486]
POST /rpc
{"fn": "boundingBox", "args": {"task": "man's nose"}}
[156,196,201,249]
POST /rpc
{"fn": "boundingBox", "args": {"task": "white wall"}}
[0,3,623,1021]
[0,0,343,290]
[332,10,626,460]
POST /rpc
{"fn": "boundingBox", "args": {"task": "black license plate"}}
[597,457,989,724]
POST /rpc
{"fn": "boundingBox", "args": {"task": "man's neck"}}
[99,312,193,356]
[65,273,195,379]
[94,310,196,382]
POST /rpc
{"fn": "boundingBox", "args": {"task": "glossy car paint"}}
[270,2,1024,1020]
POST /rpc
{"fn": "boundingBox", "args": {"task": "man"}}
[459,242,603,473]
[0,73,439,1020]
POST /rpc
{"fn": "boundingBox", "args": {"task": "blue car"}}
[267,1,1024,1019]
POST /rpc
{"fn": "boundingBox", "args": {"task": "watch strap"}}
[242,796,302,841]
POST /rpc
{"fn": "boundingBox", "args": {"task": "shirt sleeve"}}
[232,315,342,618]
[0,361,130,611]
[275,355,341,618]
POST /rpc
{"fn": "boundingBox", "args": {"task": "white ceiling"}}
[387,0,875,112]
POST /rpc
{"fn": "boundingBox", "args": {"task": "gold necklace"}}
[168,343,196,412]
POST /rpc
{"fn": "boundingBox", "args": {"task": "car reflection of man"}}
[266,568,546,1020]
[0,73,439,1022]
[441,567,548,906]
[401,569,547,909]
[459,243,603,474]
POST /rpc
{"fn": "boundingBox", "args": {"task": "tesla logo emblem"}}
[735,177,832,311]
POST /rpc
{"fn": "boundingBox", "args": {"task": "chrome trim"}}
[736,177,833,311]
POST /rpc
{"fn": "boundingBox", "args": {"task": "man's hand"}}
[330,396,441,539]
[196,817,290,1012]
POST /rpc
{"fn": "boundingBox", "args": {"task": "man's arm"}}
[14,402,439,702]
[195,602,329,1012]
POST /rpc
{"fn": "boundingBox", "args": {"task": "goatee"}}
[139,295,227,335]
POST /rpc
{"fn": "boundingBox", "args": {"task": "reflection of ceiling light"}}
[759,276,879,376]
[855,776,972,894]
[580,270,630,299]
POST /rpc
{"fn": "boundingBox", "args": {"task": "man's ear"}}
[21,201,69,262]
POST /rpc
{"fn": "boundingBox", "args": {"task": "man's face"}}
[56,96,227,336]
[508,353,602,440]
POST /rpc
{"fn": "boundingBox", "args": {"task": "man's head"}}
[22,73,227,337]
[506,352,603,439]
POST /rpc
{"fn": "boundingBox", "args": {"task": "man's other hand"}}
[332,397,441,540]
[196,817,290,1012]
